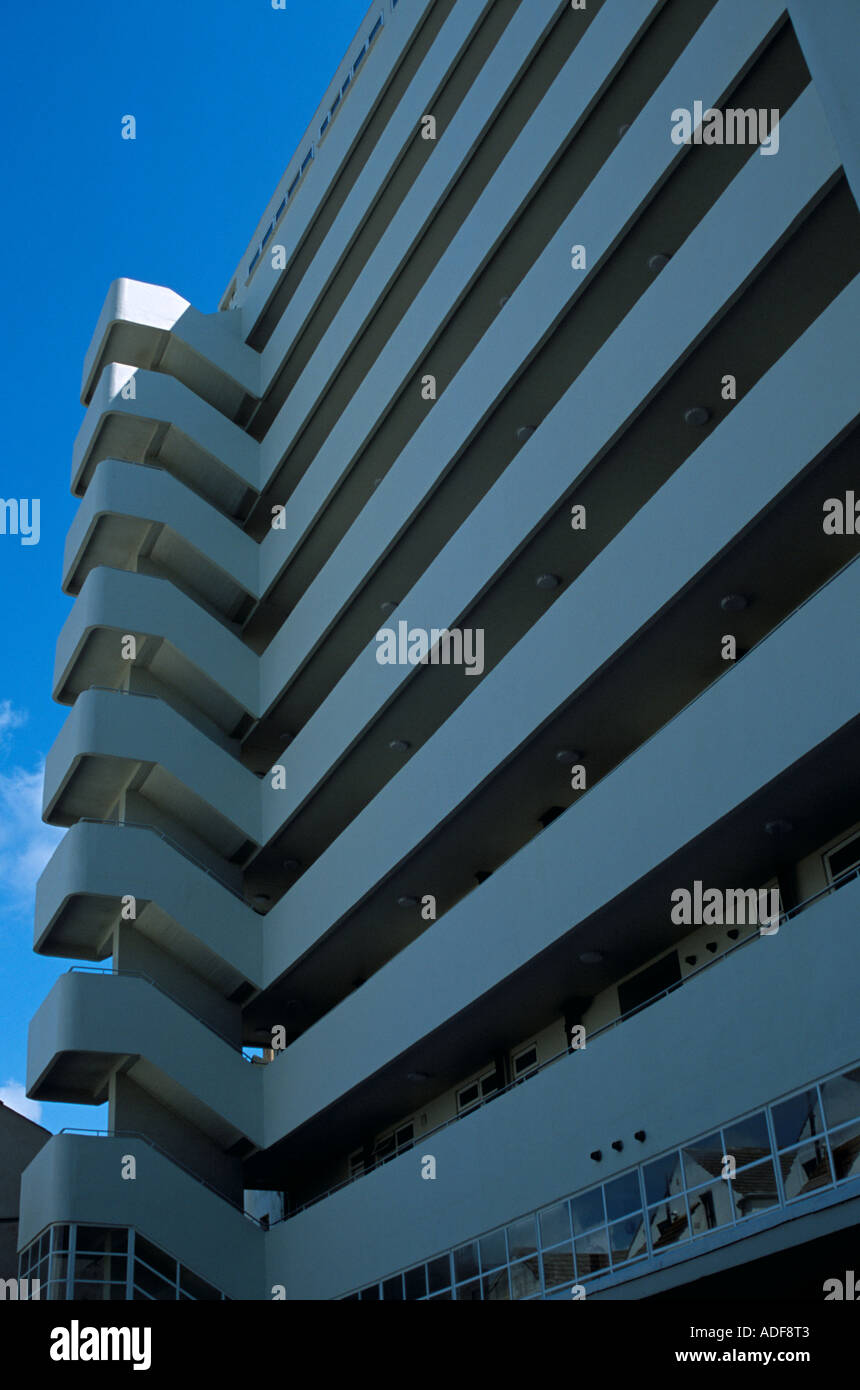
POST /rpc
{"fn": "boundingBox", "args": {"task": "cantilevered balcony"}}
[63,459,258,621]
[34,819,262,987]
[17,1134,265,1301]
[72,365,260,514]
[27,970,264,1150]
[81,277,260,412]
[42,688,261,859]
[54,569,257,736]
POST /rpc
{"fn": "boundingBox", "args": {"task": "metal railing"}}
[279,862,860,1221]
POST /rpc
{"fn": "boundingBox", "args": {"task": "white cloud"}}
[0,762,64,920]
[0,1079,43,1124]
[0,700,27,743]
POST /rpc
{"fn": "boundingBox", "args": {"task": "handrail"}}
[67,966,255,1062]
[57,1128,265,1227]
[76,817,248,903]
[278,862,860,1220]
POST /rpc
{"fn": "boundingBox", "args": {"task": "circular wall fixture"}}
[684,406,711,427]
[720,593,748,613]
[389,739,411,752]
[536,573,561,591]
[397,895,419,909]
[579,950,604,965]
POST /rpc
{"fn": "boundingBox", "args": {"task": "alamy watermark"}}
[375,621,484,677]
[0,498,40,545]
[671,103,779,156]
[670,882,780,934]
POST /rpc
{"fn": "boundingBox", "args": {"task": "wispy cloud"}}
[0,700,27,744]
[0,762,63,921]
[0,1079,43,1124]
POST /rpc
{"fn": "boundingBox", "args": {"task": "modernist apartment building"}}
[16,0,860,1301]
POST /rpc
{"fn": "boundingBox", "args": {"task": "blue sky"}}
[0,0,372,1132]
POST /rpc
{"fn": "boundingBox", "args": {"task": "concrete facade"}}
[18,0,860,1300]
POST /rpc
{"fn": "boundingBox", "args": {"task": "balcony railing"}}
[279,863,860,1221]
[66,966,255,1061]
[56,1128,265,1227]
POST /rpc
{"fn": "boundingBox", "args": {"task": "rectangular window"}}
[353,45,367,74]
[513,1044,538,1079]
[349,1148,365,1178]
[369,16,383,42]
[319,115,330,138]
[249,248,261,273]
[301,148,314,173]
[287,173,300,198]
[276,198,286,219]
[458,1066,501,1113]
[824,830,860,883]
[341,73,351,96]
[373,1121,414,1165]
[330,93,341,117]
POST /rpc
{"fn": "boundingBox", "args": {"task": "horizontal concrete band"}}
[262,557,860,1141]
[266,878,860,1297]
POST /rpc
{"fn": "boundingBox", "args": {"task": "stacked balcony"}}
[19,0,860,1300]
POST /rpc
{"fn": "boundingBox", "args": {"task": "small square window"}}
[604,1172,642,1223]
[479,1229,507,1272]
[571,1187,604,1235]
[506,1216,537,1259]
[772,1088,825,1150]
[404,1264,426,1299]
[427,1254,451,1293]
[453,1242,478,1282]
[822,1068,860,1129]
[539,1201,571,1247]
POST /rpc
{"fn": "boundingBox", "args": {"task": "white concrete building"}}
[17,0,860,1300]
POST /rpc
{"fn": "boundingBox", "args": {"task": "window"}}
[369,16,383,42]
[287,172,300,197]
[262,222,274,248]
[330,93,341,117]
[319,115,330,139]
[457,1066,501,1114]
[824,830,860,884]
[301,147,314,173]
[372,1121,414,1166]
[512,1044,538,1080]
[248,248,261,273]
[353,45,367,74]
[341,73,351,97]
[276,197,286,219]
